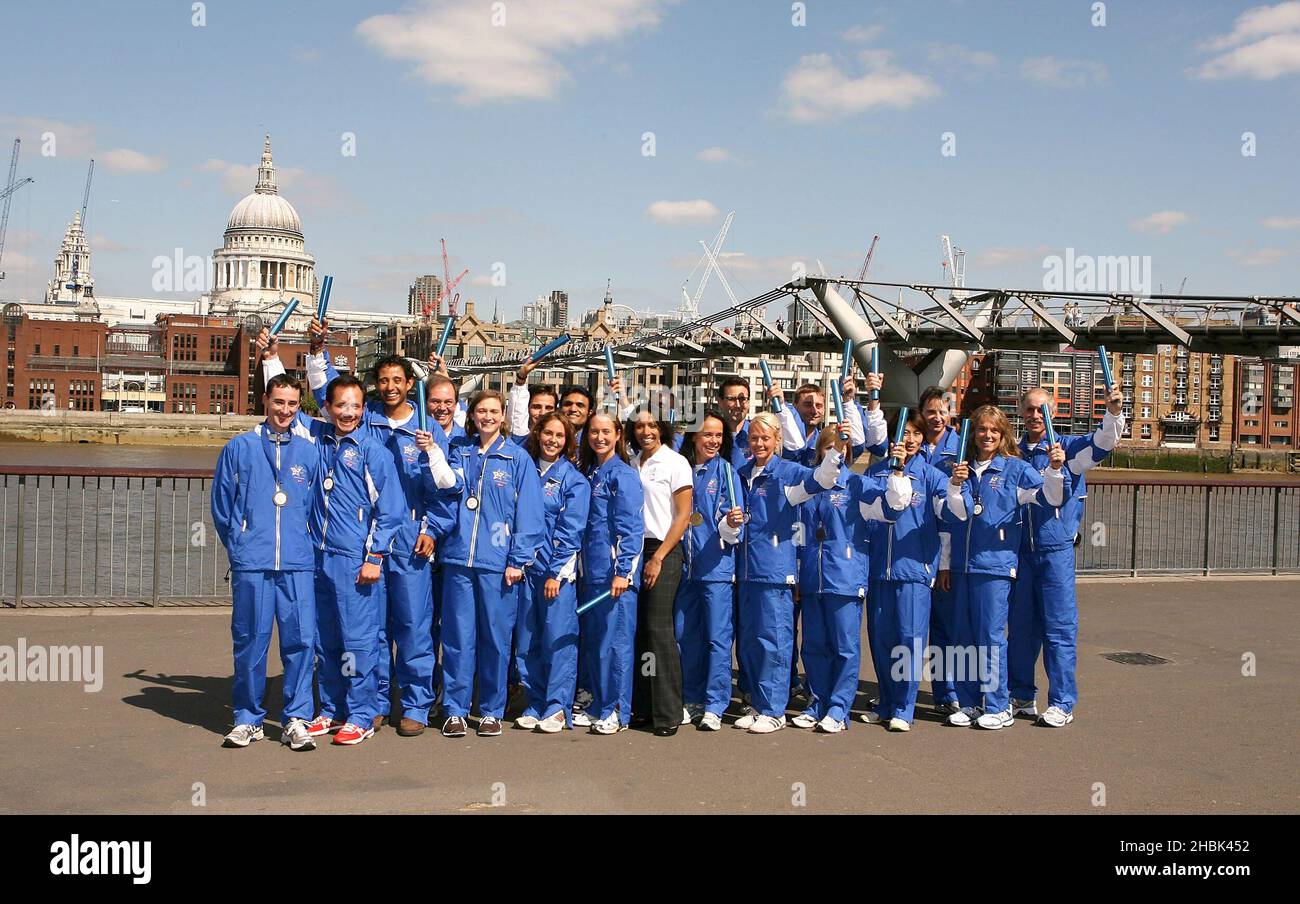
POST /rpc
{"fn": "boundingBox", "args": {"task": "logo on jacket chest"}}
[289,464,308,484]
[829,491,847,508]
[341,447,361,469]
[401,442,419,464]
[910,491,924,508]
[988,475,1002,491]
[492,468,509,488]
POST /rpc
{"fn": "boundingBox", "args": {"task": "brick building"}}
[2,309,348,415]
[1235,359,1296,449]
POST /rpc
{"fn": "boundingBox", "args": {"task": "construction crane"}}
[679,210,735,321]
[857,234,879,281]
[0,138,34,282]
[66,159,95,293]
[427,237,468,320]
[940,234,966,302]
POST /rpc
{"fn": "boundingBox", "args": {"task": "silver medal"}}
[273,490,288,507]
[322,476,335,492]
[465,495,480,511]
[972,501,984,516]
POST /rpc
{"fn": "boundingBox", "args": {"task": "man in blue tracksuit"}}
[213,372,321,752]
[912,387,965,712]
[1009,385,1125,728]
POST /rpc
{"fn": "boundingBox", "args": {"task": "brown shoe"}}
[372,714,385,732]
[477,716,503,737]
[441,716,467,738]
[396,717,425,737]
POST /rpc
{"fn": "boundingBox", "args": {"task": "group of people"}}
[212,317,1125,750]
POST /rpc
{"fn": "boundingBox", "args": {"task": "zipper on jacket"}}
[274,440,282,570]
[466,446,491,567]
[886,523,895,580]
[319,437,332,551]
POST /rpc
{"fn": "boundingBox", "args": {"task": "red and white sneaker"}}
[306,715,344,737]
[331,723,375,746]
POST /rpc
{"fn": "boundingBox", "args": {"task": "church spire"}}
[255,133,277,194]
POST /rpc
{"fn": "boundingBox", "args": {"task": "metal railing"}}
[1,467,230,608]
[1,467,1297,608]
[1077,478,1300,576]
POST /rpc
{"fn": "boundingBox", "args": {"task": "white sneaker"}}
[859,711,885,724]
[681,703,704,725]
[515,715,539,730]
[537,711,566,733]
[281,718,316,751]
[1039,705,1074,728]
[790,711,818,729]
[748,714,786,734]
[976,709,1013,730]
[816,715,845,734]
[699,712,723,731]
[887,717,911,733]
[222,723,264,748]
[933,699,961,715]
[733,705,760,730]
[946,706,981,727]
[591,714,627,735]
[1011,698,1038,718]
[571,710,592,728]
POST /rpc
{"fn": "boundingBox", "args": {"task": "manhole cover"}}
[1102,651,1170,666]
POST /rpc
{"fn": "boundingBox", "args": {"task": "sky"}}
[3,0,1299,320]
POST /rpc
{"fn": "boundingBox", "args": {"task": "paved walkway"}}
[2,578,1296,814]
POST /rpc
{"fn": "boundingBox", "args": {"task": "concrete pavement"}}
[1,577,1296,814]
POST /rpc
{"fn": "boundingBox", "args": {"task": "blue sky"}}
[3,0,1298,318]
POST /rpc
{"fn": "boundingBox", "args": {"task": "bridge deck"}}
[1,577,1294,814]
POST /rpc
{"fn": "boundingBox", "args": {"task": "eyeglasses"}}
[723,395,749,403]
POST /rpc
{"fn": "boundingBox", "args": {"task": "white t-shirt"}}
[634,444,693,542]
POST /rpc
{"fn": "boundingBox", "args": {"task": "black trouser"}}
[632,538,684,730]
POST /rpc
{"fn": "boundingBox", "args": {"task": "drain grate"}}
[1103,651,1170,666]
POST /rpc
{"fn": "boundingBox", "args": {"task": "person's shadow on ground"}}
[121,670,265,736]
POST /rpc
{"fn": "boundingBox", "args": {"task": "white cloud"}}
[89,234,132,253]
[647,199,721,225]
[929,43,998,71]
[842,24,884,43]
[198,159,345,212]
[1021,56,1109,88]
[1193,2,1300,79]
[778,50,941,122]
[100,148,166,174]
[1229,247,1290,266]
[972,245,1052,268]
[696,147,735,164]
[1262,215,1300,229]
[356,0,672,104]
[0,116,96,158]
[1130,210,1192,235]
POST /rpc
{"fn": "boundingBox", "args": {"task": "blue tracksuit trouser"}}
[522,573,580,723]
[874,579,932,723]
[674,579,735,715]
[928,582,959,706]
[738,582,796,719]
[230,569,316,727]
[441,564,519,720]
[800,591,864,725]
[579,578,638,724]
[375,553,435,724]
[1010,545,1078,711]
[314,550,384,729]
[866,590,886,717]
[952,571,1011,714]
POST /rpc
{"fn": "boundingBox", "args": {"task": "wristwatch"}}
[365,553,384,567]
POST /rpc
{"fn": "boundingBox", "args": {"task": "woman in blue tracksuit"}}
[942,405,1067,730]
[792,426,904,734]
[858,411,952,732]
[675,409,744,732]
[515,411,591,734]
[577,411,645,735]
[733,411,845,735]
[432,389,546,739]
